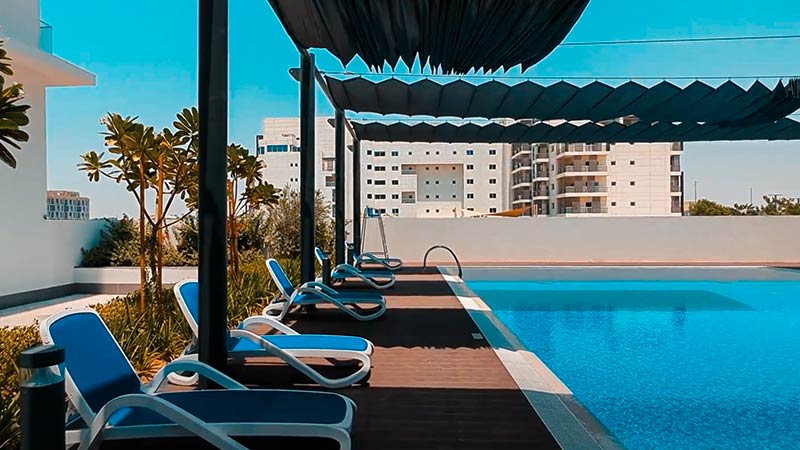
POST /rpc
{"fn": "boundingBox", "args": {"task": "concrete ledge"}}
[0,284,76,310]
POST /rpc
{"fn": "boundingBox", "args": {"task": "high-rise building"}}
[510,142,683,216]
[257,117,683,218]
[46,190,90,220]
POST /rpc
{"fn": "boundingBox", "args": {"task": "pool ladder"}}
[422,245,463,279]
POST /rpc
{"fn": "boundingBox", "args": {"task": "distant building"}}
[46,190,90,220]
[511,142,684,216]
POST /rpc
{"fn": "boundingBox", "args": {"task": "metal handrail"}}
[422,245,462,279]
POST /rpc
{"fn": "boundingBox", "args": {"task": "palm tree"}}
[0,39,30,169]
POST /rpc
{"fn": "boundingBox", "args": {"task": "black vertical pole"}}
[334,110,346,265]
[680,170,685,215]
[352,139,362,255]
[300,52,316,283]
[198,0,228,374]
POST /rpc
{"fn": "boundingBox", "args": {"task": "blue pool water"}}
[466,269,800,450]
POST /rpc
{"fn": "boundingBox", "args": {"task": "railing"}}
[558,164,608,174]
[555,143,609,155]
[512,163,532,170]
[401,198,416,204]
[422,245,462,279]
[39,21,53,54]
[559,206,608,214]
[670,184,681,193]
[671,165,681,172]
[559,185,608,194]
[401,168,416,175]
[672,205,683,213]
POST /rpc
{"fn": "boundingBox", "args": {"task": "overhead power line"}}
[559,33,800,47]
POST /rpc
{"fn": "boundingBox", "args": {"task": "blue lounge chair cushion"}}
[292,291,384,305]
[109,390,349,427]
[227,334,370,352]
[48,311,143,413]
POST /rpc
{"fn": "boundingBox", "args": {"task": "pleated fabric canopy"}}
[352,118,800,144]
[328,77,800,127]
[267,0,590,74]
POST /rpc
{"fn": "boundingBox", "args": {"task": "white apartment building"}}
[256,118,353,218]
[46,190,90,220]
[510,142,683,216]
[257,118,510,218]
[360,142,510,218]
[0,0,99,300]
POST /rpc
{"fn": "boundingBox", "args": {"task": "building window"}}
[367,194,373,199]
[392,208,399,214]
[611,181,616,186]
[630,181,635,186]
[391,165,399,171]
[426,195,430,199]
[392,194,399,199]
[374,151,386,157]
[378,208,387,214]
[630,201,636,206]
[489,208,497,213]
[375,194,386,200]
[611,202,616,206]
[426,209,430,213]
[391,151,398,157]
[408,151,412,155]
[435,180,439,184]
[452,151,457,155]
[467,164,474,170]
[435,195,440,199]
[452,166,456,170]
[467,207,474,211]
[489,164,496,170]
[426,151,430,155]
[466,179,474,185]
[630,160,635,165]
[435,151,440,155]
[452,180,456,184]
[425,180,430,184]
[611,161,616,166]
[375,180,386,185]
[425,167,429,171]
[489,193,497,199]
[367,164,372,170]
[489,179,497,184]
[367,150,372,155]
[375,166,386,171]
[466,149,474,156]
[367,179,372,184]
[489,149,496,155]
[392,180,399,185]
[467,193,474,199]
[435,167,439,170]
[452,194,456,199]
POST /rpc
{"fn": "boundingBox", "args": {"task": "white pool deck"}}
[0,294,115,328]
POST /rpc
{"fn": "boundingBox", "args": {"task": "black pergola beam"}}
[334,110,346,265]
[351,139,362,256]
[299,52,316,283]
[197,0,228,374]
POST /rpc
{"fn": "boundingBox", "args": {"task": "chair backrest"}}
[173,279,201,336]
[266,258,295,299]
[314,247,327,266]
[42,309,143,420]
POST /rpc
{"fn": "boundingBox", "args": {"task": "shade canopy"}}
[352,118,800,144]
[328,77,800,126]
[267,0,589,74]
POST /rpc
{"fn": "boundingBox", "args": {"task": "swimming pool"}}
[463,267,800,450]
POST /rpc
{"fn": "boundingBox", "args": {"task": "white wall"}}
[363,217,800,264]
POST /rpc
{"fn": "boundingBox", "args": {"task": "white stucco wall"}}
[362,217,800,264]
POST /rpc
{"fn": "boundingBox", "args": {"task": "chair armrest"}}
[148,357,246,393]
[88,394,247,450]
[240,315,299,335]
[299,280,339,295]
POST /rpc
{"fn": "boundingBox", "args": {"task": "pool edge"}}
[439,268,626,450]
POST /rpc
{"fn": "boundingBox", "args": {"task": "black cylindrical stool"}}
[322,257,332,286]
[19,345,65,450]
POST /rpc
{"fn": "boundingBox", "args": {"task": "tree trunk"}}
[155,154,164,300]
[227,180,239,277]
[138,158,146,311]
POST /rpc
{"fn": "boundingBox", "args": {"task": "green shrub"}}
[81,216,194,268]
[0,325,39,450]
[264,187,335,259]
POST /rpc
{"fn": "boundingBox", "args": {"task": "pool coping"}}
[439,268,625,450]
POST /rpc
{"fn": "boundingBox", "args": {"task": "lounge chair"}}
[264,258,387,321]
[40,309,355,450]
[172,279,373,388]
[315,247,396,289]
[347,241,403,271]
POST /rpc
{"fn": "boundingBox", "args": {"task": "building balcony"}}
[511,180,532,189]
[512,197,532,205]
[671,164,681,172]
[511,149,532,159]
[557,185,608,196]
[533,152,549,161]
[672,205,683,213]
[671,142,684,153]
[556,165,608,177]
[512,164,532,174]
[558,206,609,215]
[555,143,610,158]
[671,183,681,193]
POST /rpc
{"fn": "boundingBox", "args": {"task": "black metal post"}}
[19,345,64,450]
[334,110,346,265]
[198,0,228,375]
[352,139,362,255]
[300,52,316,283]
[680,170,685,215]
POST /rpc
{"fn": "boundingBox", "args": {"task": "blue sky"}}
[41,0,800,217]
